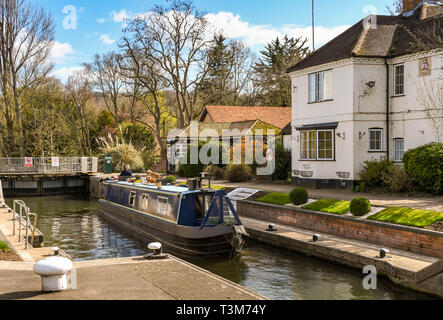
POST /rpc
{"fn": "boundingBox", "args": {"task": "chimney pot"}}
[403,0,422,13]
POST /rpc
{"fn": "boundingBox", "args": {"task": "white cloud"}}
[50,66,84,83]
[205,11,350,49]
[50,41,74,63]
[112,9,131,23]
[99,34,116,45]
[97,18,106,23]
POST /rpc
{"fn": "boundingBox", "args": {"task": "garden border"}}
[237,200,443,258]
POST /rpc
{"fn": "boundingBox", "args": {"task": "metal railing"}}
[12,200,38,250]
[0,157,98,174]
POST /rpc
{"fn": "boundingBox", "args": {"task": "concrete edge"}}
[239,200,443,237]
[171,255,270,300]
[75,255,269,300]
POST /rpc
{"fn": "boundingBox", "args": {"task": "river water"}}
[6,195,434,300]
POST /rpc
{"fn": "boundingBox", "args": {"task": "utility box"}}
[104,157,113,174]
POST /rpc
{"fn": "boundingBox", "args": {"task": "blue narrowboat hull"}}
[98,181,245,257]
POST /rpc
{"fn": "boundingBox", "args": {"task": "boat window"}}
[142,194,149,210]
[128,191,137,207]
[158,197,168,216]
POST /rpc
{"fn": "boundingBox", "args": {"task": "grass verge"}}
[368,207,443,228]
[255,192,291,206]
[302,199,350,215]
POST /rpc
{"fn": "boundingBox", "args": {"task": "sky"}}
[32,0,397,82]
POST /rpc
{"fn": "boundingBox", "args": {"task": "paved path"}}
[0,256,266,300]
[208,180,443,212]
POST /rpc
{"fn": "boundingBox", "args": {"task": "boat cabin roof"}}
[104,181,204,195]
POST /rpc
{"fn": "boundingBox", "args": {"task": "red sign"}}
[25,157,33,168]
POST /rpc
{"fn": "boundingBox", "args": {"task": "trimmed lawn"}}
[368,207,443,228]
[255,193,291,206]
[302,199,350,215]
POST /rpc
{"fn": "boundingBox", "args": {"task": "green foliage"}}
[120,122,159,170]
[381,165,412,193]
[403,143,443,195]
[97,132,144,172]
[253,35,310,107]
[289,187,308,205]
[368,207,443,228]
[225,164,252,182]
[274,144,292,181]
[350,197,372,216]
[357,160,395,191]
[255,193,291,206]
[302,199,350,215]
[0,241,9,252]
[179,141,227,178]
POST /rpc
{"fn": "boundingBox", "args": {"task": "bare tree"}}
[125,0,214,128]
[65,72,94,155]
[386,0,403,15]
[200,35,256,106]
[120,38,171,170]
[83,52,125,122]
[0,0,54,156]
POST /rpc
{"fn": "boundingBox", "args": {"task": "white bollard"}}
[148,242,162,255]
[34,257,73,292]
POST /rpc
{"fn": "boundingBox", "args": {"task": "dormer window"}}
[309,70,332,103]
[394,64,405,96]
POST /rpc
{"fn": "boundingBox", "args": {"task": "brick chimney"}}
[403,0,422,12]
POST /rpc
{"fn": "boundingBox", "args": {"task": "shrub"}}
[0,241,9,252]
[225,164,252,182]
[381,165,412,193]
[97,131,145,173]
[214,167,226,180]
[289,188,308,205]
[274,144,292,181]
[403,143,443,195]
[350,197,371,216]
[179,141,227,178]
[357,160,395,191]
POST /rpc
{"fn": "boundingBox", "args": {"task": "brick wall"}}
[238,200,443,258]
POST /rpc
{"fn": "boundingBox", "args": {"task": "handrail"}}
[0,157,98,174]
[11,200,38,249]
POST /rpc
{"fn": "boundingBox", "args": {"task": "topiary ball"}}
[289,188,308,205]
[350,197,371,216]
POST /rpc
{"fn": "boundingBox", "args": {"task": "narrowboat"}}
[98,179,247,258]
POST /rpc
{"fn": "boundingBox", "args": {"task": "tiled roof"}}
[172,120,281,138]
[287,3,443,73]
[201,106,291,129]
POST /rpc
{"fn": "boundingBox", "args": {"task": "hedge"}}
[403,143,443,195]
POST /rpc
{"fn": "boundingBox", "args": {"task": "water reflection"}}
[5,195,435,300]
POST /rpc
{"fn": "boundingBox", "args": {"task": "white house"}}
[287,0,443,189]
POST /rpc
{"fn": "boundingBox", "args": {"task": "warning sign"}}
[266,148,274,162]
[25,157,33,168]
[52,157,60,167]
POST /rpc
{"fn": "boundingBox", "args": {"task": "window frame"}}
[308,70,333,103]
[128,191,137,207]
[394,138,405,163]
[394,64,405,96]
[157,196,169,216]
[300,129,335,161]
[317,129,335,161]
[141,194,149,210]
[369,128,384,152]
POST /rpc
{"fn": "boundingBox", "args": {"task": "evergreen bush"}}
[350,197,371,216]
[289,187,308,205]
